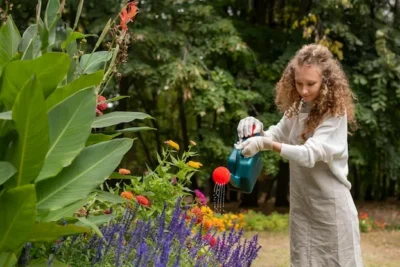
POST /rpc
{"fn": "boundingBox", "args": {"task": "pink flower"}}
[195,189,207,206]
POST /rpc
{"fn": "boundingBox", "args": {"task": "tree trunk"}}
[298,0,312,17]
[395,0,400,29]
[252,0,268,25]
[275,160,290,207]
[267,0,276,27]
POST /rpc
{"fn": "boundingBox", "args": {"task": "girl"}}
[235,44,363,267]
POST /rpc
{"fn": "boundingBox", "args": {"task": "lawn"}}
[247,230,400,267]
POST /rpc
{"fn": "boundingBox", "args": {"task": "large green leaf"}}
[92,112,154,128]
[0,16,21,74]
[39,197,88,222]
[95,190,129,204]
[85,132,121,146]
[61,32,97,50]
[46,70,103,110]
[117,126,157,133]
[0,253,17,267]
[37,88,96,182]
[78,51,112,75]
[36,138,133,210]
[11,76,49,186]
[45,0,60,29]
[0,185,36,253]
[28,222,89,243]
[0,52,70,109]
[19,24,41,60]
[0,162,16,186]
[19,24,38,52]
[76,217,103,238]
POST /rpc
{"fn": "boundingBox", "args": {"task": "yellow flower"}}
[164,140,179,151]
[187,161,203,169]
[190,140,197,146]
[309,14,317,23]
[201,206,213,217]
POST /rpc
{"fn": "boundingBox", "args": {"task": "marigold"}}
[200,206,213,218]
[119,168,131,175]
[121,191,134,200]
[202,219,213,231]
[190,140,197,146]
[164,140,180,150]
[187,161,202,169]
[136,195,150,207]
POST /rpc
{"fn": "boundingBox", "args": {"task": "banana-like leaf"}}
[36,138,133,210]
[39,197,88,222]
[11,75,49,186]
[78,51,112,75]
[28,222,89,243]
[0,52,70,109]
[0,185,36,253]
[36,88,96,182]
[0,162,16,186]
[92,112,153,128]
[117,126,156,133]
[46,70,103,110]
[0,16,21,74]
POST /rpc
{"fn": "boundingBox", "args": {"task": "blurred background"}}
[5,0,400,210]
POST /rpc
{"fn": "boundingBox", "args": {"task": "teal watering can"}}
[226,127,263,194]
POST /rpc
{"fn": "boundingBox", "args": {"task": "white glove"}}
[234,136,273,158]
[237,116,264,141]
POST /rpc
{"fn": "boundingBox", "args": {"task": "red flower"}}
[136,195,150,207]
[203,234,217,247]
[119,2,139,32]
[104,210,111,214]
[97,95,108,111]
[359,212,368,220]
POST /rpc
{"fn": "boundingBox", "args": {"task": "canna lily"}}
[119,2,139,32]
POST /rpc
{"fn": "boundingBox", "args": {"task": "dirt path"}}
[245,231,400,267]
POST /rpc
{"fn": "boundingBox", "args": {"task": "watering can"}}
[226,126,263,194]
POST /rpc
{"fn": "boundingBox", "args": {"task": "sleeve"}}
[279,115,347,168]
[263,115,294,144]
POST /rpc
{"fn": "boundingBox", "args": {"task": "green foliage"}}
[245,211,289,232]
[0,0,152,262]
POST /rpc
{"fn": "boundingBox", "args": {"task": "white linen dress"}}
[264,103,363,267]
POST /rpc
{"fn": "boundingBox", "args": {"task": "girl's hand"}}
[237,117,264,140]
[234,136,273,158]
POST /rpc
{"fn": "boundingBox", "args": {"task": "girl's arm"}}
[263,115,294,144]
[275,115,347,168]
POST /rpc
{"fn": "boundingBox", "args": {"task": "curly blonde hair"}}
[275,44,357,140]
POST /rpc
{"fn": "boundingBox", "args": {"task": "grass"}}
[246,230,400,267]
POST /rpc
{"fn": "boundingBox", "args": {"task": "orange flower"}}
[202,219,213,231]
[119,2,139,32]
[121,191,134,200]
[119,168,131,175]
[136,195,150,207]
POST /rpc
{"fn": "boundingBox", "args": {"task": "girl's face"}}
[294,64,323,102]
